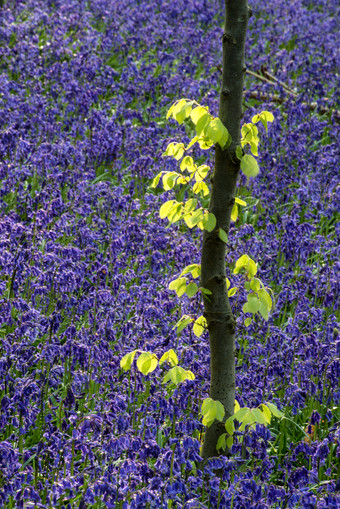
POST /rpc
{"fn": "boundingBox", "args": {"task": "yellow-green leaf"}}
[159,200,175,219]
[180,264,201,278]
[192,181,209,196]
[136,352,158,375]
[228,287,238,298]
[225,416,235,435]
[190,105,209,125]
[219,228,228,243]
[240,154,259,178]
[195,164,210,182]
[250,278,261,292]
[266,402,284,419]
[206,118,230,147]
[180,156,195,173]
[235,197,247,207]
[231,203,238,222]
[169,277,186,297]
[195,113,211,137]
[197,137,214,150]
[201,398,225,427]
[159,349,178,367]
[175,314,194,333]
[202,212,216,232]
[243,295,261,314]
[120,350,138,371]
[186,282,198,298]
[167,203,182,223]
[163,366,195,385]
[193,315,207,337]
[150,172,163,188]
[260,404,272,424]
[162,172,179,191]
[216,433,227,451]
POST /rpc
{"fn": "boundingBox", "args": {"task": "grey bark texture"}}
[200,0,250,460]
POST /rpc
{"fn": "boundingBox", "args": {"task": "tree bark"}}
[200,0,250,459]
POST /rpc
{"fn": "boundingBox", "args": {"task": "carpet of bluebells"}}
[0,0,339,507]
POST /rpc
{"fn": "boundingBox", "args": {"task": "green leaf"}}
[200,287,212,295]
[216,433,227,451]
[171,99,193,124]
[235,197,247,207]
[163,142,185,160]
[226,436,234,449]
[258,288,272,311]
[233,407,250,423]
[203,212,216,232]
[225,416,235,435]
[136,352,158,375]
[252,111,274,133]
[175,314,194,333]
[180,264,201,278]
[250,278,261,292]
[231,203,238,222]
[163,366,195,385]
[150,172,163,188]
[234,400,241,413]
[159,349,178,367]
[180,156,195,173]
[167,203,182,223]
[248,259,258,278]
[219,228,228,243]
[186,208,204,228]
[159,200,175,219]
[173,145,185,160]
[228,287,238,298]
[201,398,225,427]
[206,118,230,147]
[190,105,209,125]
[240,154,260,178]
[243,295,261,314]
[251,408,269,425]
[238,411,256,431]
[258,288,272,321]
[197,136,214,149]
[120,350,138,371]
[260,404,272,424]
[195,165,210,182]
[250,141,258,157]
[226,278,231,290]
[186,282,199,298]
[186,136,198,151]
[192,181,209,196]
[166,102,176,119]
[236,146,243,160]
[258,303,269,321]
[176,175,190,185]
[233,254,257,278]
[183,198,197,215]
[169,277,187,297]
[162,172,179,190]
[244,317,252,327]
[193,315,207,337]
[266,402,284,419]
[195,113,211,137]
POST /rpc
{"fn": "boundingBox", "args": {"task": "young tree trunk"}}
[200,0,250,459]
